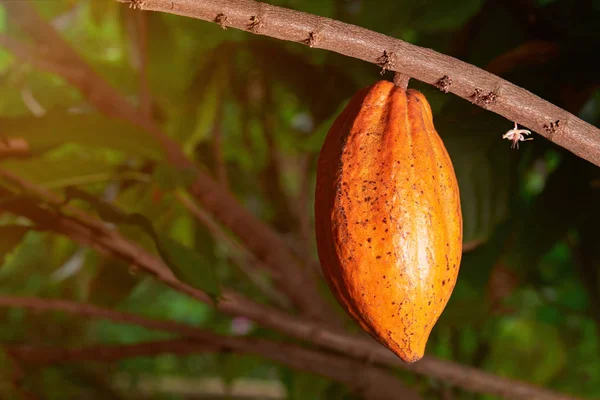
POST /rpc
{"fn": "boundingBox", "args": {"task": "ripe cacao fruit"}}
[315,80,462,363]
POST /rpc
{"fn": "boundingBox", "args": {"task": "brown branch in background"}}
[0,176,582,400]
[116,0,600,168]
[1,297,422,400]
[1,0,336,325]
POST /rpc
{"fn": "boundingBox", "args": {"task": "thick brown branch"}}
[0,181,582,400]
[116,0,600,167]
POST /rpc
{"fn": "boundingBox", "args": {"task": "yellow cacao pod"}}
[315,80,463,363]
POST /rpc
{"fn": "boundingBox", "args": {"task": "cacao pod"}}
[315,80,462,363]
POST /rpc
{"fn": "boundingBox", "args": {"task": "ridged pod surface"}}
[315,80,462,363]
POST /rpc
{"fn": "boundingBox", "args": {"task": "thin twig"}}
[115,0,600,167]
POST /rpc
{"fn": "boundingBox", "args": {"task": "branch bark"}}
[116,0,600,167]
[0,177,582,400]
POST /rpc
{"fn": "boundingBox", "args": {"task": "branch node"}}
[215,13,228,30]
[128,0,145,10]
[304,31,320,47]
[377,50,395,76]
[472,88,498,108]
[249,16,264,33]
[436,75,452,93]
[543,119,561,139]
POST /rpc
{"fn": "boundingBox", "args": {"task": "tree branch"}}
[0,176,583,400]
[1,297,421,400]
[116,0,600,167]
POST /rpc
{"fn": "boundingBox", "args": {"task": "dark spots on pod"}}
[376,255,382,259]
[383,275,386,279]
[385,228,389,233]
[442,280,446,286]
[428,301,431,306]
[387,251,392,256]
[348,256,353,261]
[382,217,387,224]
[411,163,414,167]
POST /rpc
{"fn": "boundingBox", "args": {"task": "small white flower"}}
[503,122,533,149]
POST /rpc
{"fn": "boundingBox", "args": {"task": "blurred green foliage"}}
[0,0,599,399]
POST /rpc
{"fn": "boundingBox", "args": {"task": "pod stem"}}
[393,72,410,90]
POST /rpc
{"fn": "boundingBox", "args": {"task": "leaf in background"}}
[151,163,197,192]
[217,353,262,388]
[0,225,30,266]
[182,66,228,157]
[0,112,164,160]
[436,99,511,246]
[157,234,221,301]
[249,41,357,124]
[88,258,141,308]
[0,157,124,189]
[279,367,331,400]
[486,318,566,385]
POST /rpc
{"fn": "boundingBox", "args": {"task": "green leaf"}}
[0,225,30,266]
[0,112,164,160]
[152,163,197,192]
[157,234,221,301]
[486,318,567,385]
[217,354,262,387]
[280,367,331,400]
[436,100,511,246]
